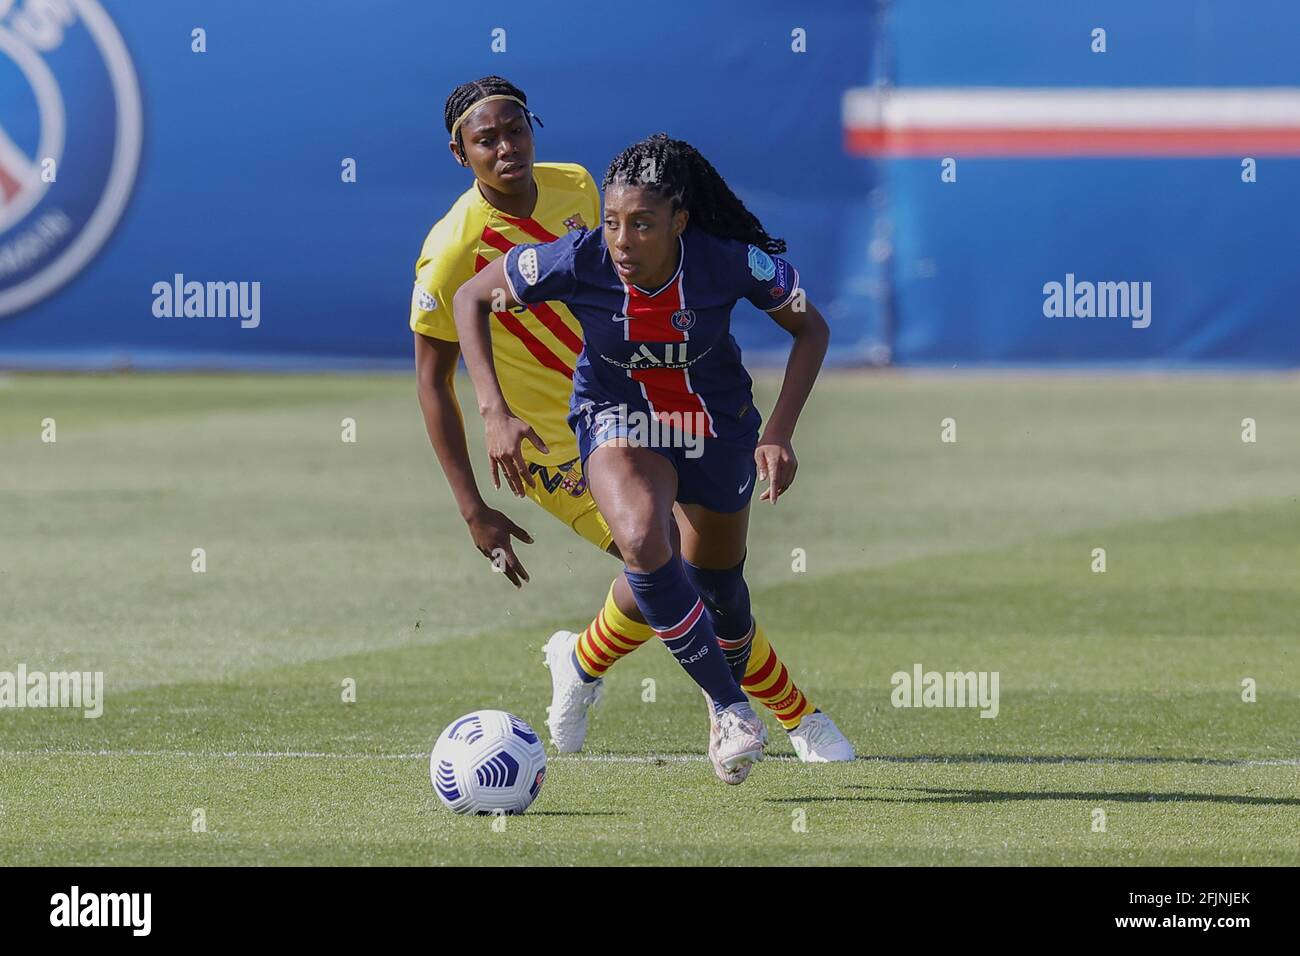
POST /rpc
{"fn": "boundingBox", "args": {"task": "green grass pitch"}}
[1,370,1296,865]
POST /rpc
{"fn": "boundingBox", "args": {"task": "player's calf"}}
[684,557,754,681]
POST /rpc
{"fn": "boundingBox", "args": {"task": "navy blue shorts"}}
[573,402,757,514]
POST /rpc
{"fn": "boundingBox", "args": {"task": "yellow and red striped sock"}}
[741,625,816,729]
[572,582,655,681]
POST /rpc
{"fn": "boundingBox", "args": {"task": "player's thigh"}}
[673,438,755,569]
[676,501,751,569]
[585,443,678,570]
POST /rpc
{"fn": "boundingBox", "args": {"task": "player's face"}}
[451,101,534,193]
[602,184,688,287]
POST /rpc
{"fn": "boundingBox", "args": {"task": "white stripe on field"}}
[0,748,713,762]
[0,749,1294,767]
[842,87,1300,129]
[0,748,426,760]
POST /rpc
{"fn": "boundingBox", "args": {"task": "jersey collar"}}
[473,175,541,222]
[630,234,685,298]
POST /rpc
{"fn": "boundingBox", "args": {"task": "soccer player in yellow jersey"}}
[411,77,852,779]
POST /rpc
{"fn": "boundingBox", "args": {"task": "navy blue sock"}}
[683,558,754,683]
[624,557,745,710]
[569,649,599,684]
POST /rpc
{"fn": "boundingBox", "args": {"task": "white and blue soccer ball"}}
[429,710,547,815]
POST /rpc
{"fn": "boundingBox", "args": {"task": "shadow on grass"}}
[766,786,1300,807]
[854,753,1295,767]
[555,751,1295,769]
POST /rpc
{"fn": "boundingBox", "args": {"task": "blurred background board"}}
[3,0,1297,369]
[0,0,878,367]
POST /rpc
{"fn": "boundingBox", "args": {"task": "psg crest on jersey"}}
[0,1,143,318]
[670,308,696,331]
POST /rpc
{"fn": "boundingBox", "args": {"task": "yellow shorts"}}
[522,456,614,552]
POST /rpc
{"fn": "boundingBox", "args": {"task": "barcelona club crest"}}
[562,212,587,232]
[670,308,696,331]
[0,0,143,318]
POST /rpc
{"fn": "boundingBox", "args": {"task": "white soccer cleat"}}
[787,711,855,762]
[712,700,766,783]
[703,690,768,784]
[542,630,603,753]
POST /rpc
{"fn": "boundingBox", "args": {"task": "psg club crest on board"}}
[0,1,143,318]
[670,309,696,331]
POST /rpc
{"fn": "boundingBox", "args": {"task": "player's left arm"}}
[756,294,830,505]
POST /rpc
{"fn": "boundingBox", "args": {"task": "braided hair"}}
[443,76,537,150]
[602,133,786,255]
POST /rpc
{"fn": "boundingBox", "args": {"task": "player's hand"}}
[484,410,549,498]
[755,439,797,505]
[466,506,534,588]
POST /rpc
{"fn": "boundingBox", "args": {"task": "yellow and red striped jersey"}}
[410,162,599,466]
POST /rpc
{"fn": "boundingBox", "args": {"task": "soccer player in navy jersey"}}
[453,134,831,782]
[418,83,854,776]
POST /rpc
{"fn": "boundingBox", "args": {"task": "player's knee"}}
[616,524,674,573]
[683,558,751,639]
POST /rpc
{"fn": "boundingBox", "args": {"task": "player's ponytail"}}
[602,133,786,255]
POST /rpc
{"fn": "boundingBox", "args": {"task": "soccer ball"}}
[429,710,547,815]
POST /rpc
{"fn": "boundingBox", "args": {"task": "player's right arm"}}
[454,230,583,497]
[451,256,550,499]
[412,224,536,588]
[414,332,533,587]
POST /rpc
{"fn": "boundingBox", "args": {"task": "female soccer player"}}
[414,79,851,781]
[451,132,833,782]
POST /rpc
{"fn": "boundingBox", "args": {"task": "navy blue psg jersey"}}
[503,224,800,443]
